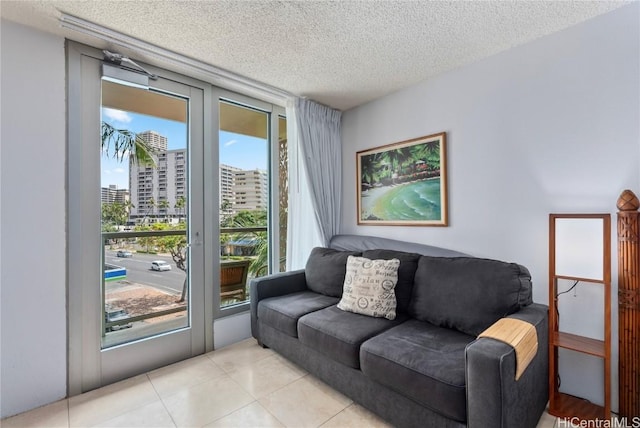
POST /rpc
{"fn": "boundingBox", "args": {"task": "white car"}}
[151,260,171,271]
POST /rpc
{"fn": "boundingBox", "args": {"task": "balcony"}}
[101,227,268,347]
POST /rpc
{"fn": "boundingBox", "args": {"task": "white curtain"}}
[285,97,342,270]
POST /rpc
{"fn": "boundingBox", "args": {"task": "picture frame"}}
[356,132,448,226]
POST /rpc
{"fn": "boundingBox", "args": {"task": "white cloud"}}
[103,108,132,124]
[114,168,125,174]
[224,139,238,147]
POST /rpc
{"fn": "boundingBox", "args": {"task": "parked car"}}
[151,260,171,271]
[116,250,133,258]
[105,307,132,332]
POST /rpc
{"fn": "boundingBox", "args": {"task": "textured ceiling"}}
[0,0,630,110]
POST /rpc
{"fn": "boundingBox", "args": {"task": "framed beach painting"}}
[357,132,448,226]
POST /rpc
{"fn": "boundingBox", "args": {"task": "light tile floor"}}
[3,338,559,428]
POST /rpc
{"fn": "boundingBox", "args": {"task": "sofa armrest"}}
[465,303,549,428]
[250,269,307,342]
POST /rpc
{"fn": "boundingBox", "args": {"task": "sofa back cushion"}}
[409,256,533,336]
[362,249,421,314]
[305,247,361,297]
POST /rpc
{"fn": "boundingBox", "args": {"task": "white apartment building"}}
[137,130,168,152]
[129,141,267,223]
[101,184,130,205]
[220,164,240,218]
[233,169,268,212]
[129,148,186,222]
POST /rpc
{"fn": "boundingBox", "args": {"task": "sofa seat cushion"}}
[298,305,408,369]
[360,319,475,423]
[258,291,339,338]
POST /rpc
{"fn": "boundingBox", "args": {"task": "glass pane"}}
[219,101,269,308]
[101,80,189,348]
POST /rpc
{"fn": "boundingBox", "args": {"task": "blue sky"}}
[101,108,268,189]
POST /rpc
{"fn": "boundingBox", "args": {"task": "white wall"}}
[213,312,252,349]
[342,3,639,410]
[1,20,67,418]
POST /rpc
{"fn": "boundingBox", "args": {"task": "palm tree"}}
[222,210,269,276]
[101,121,156,166]
[101,202,127,227]
[158,199,170,221]
[123,199,135,215]
[174,196,186,221]
[425,141,440,160]
[397,146,414,175]
[410,144,428,162]
[361,154,375,185]
[386,149,400,175]
[141,197,156,223]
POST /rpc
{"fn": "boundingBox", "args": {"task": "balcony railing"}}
[101,227,267,336]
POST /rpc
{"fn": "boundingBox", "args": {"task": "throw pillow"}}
[362,249,421,315]
[337,255,400,320]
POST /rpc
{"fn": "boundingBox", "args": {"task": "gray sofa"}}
[250,234,548,428]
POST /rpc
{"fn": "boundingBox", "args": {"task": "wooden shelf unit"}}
[551,331,605,357]
[548,214,611,422]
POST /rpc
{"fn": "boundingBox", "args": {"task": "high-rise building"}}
[137,130,168,152]
[128,132,268,223]
[101,184,130,205]
[129,148,186,222]
[220,164,240,218]
[233,169,268,212]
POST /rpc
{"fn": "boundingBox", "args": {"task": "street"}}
[105,250,186,296]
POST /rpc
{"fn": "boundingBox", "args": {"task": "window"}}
[218,98,286,309]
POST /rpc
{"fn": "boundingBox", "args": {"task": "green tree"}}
[397,146,414,175]
[155,223,188,302]
[101,202,127,229]
[221,210,267,228]
[158,199,170,221]
[425,141,440,171]
[123,199,135,217]
[221,210,268,275]
[221,198,232,212]
[142,197,156,223]
[174,196,186,221]
[384,149,400,177]
[134,224,155,253]
[220,198,233,224]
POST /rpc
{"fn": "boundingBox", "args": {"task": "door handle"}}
[187,231,202,248]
